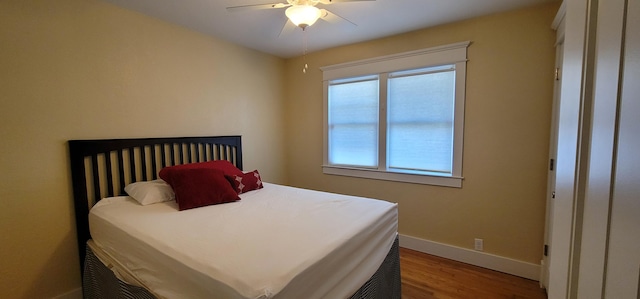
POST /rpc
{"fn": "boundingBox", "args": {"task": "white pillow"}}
[124,179,175,205]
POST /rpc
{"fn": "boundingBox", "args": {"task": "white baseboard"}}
[399,234,541,281]
[51,287,82,299]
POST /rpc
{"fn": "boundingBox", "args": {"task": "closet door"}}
[546,0,590,297]
[574,0,626,296]
[548,0,640,297]
[604,0,640,296]
[542,17,563,289]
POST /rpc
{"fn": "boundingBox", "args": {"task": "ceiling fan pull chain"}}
[302,28,309,74]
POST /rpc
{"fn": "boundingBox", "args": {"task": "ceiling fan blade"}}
[278,19,298,37]
[318,0,375,4]
[319,9,356,26]
[226,2,289,13]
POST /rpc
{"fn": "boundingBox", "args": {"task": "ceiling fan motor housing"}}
[287,0,321,6]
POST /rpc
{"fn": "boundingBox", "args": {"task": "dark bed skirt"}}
[347,236,401,299]
[83,236,401,299]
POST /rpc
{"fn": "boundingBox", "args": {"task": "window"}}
[321,42,469,187]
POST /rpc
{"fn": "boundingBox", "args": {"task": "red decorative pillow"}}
[159,160,243,187]
[227,170,264,194]
[165,168,240,211]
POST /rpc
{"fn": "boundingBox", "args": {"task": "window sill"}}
[322,165,463,188]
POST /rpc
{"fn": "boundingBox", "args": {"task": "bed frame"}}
[69,135,243,271]
[69,135,400,299]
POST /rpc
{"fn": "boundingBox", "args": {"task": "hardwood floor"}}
[400,247,548,299]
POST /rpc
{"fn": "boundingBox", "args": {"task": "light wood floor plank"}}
[400,247,548,299]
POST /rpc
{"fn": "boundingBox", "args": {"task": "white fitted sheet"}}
[89,183,398,299]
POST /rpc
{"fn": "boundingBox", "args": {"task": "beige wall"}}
[283,3,558,265]
[0,0,285,297]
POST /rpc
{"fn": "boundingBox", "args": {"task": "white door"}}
[604,0,640,296]
[546,0,591,297]
[547,0,640,297]
[541,38,563,290]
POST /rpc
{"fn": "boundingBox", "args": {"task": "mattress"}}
[89,183,398,299]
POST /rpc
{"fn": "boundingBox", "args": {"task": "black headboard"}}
[68,136,243,272]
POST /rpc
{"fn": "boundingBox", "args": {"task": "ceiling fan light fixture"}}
[285,5,322,28]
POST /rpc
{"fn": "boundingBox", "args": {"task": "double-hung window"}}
[321,42,469,187]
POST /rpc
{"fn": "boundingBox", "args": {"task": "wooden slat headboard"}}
[68,135,243,272]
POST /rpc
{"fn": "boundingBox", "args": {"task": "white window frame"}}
[321,41,470,188]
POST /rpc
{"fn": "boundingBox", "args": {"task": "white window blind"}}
[328,76,379,167]
[387,66,455,174]
[321,42,469,187]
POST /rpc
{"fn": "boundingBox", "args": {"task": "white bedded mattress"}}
[89,183,398,299]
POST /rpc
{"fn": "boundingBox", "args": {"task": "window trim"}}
[321,41,470,188]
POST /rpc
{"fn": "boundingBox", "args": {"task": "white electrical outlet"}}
[474,238,484,251]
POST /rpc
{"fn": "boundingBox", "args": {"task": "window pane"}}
[387,69,455,173]
[328,78,379,167]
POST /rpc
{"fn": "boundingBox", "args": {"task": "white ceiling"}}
[100,0,557,58]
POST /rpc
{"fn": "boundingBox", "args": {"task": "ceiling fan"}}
[226,0,375,31]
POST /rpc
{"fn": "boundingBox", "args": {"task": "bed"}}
[69,136,400,299]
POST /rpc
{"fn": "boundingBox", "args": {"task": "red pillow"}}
[159,160,243,187]
[227,170,264,194]
[166,168,240,211]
